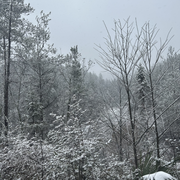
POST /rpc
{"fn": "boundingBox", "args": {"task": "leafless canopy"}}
[95,18,172,84]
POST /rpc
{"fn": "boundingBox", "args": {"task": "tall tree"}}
[96,18,173,173]
[59,46,85,122]
[14,11,57,139]
[0,0,33,139]
[141,23,172,170]
[96,18,144,169]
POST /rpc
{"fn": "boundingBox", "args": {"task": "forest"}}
[0,0,180,179]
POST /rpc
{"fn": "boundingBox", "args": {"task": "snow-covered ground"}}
[141,171,177,180]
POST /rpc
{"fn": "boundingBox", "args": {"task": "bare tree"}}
[96,17,176,174]
[96,18,144,169]
[141,23,173,170]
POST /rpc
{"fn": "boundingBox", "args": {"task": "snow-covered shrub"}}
[0,135,52,180]
[138,151,157,177]
[97,156,133,180]
[141,171,177,180]
[48,99,104,179]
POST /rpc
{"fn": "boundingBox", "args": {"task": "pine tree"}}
[64,46,85,122]
[0,0,33,140]
[136,63,150,120]
[15,11,57,139]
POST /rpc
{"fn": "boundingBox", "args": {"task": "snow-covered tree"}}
[48,97,102,179]
[0,0,33,139]
[14,11,58,139]
[136,63,150,115]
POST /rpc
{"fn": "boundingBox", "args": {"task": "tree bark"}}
[149,73,160,170]
[126,82,138,169]
[3,1,12,139]
[118,83,123,161]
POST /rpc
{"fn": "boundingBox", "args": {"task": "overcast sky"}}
[24,0,180,76]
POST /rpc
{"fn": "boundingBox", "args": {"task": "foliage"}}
[47,97,102,179]
[139,151,157,177]
[0,2,180,179]
[0,134,52,180]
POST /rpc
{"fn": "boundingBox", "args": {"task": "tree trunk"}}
[118,84,123,161]
[125,73,138,169]
[149,73,160,170]
[3,1,12,139]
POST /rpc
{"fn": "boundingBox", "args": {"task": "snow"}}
[141,171,177,180]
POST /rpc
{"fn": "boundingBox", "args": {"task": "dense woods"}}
[0,1,180,179]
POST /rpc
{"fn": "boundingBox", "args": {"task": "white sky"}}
[24,0,180,76]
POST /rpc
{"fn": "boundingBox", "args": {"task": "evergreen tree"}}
[136,63,150,125]
[62,46,85,122]
[15,11,57,139]
[0,0,33,139]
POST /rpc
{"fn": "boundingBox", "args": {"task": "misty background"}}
[24,0,180,77]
